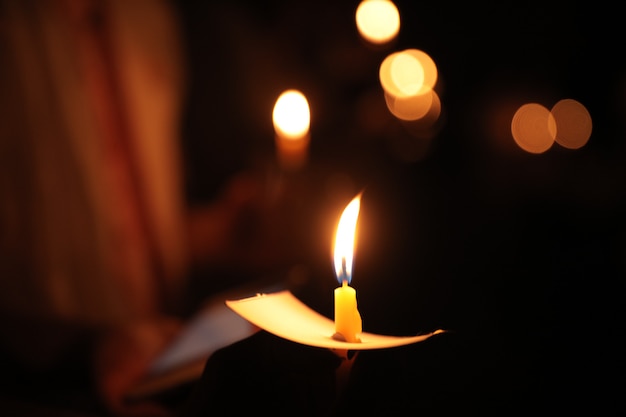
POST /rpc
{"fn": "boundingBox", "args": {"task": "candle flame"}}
[333,194,361,284]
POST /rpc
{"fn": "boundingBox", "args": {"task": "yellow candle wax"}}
[334,280,362,342]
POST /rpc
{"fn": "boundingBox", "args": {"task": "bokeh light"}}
[272,89,310,139]
[509,98,592,154]
[384,88,437,121]
[379,49,437,98]
[390,52,424,96]
[273,89,311,171]
[380,51,419,97]
[379,48,441,134]
[551,98,592,149]
[355,0,400,45]
[402,48,437,93]
[511,103,555,154]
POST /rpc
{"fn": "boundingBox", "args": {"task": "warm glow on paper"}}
[226,290,443,350]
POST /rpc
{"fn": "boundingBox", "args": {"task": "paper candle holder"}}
[226,290,444,350]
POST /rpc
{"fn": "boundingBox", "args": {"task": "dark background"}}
[174,1,625,415]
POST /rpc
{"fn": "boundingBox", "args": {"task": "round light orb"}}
[356,0,400,45]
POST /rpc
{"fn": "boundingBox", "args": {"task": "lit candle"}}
[332,194,363,343]
[272,89,310,171]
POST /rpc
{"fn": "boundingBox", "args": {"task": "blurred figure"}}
[0,0,291,415]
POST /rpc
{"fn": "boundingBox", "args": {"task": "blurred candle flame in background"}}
[379,50,440,126]
[272,89,311,171]
[379,49,438,97]
[272,90,311,139]
[377,48,442,160]
[511,103,556,154]
[355,0,400,45]
[551,98,592,150]
[511,99,592,154]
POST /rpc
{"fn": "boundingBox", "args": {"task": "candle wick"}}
[340,257,349,285]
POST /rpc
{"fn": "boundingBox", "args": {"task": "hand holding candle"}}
[332,194,363,343]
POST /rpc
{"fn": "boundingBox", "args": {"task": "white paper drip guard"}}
[226,290,443,350]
